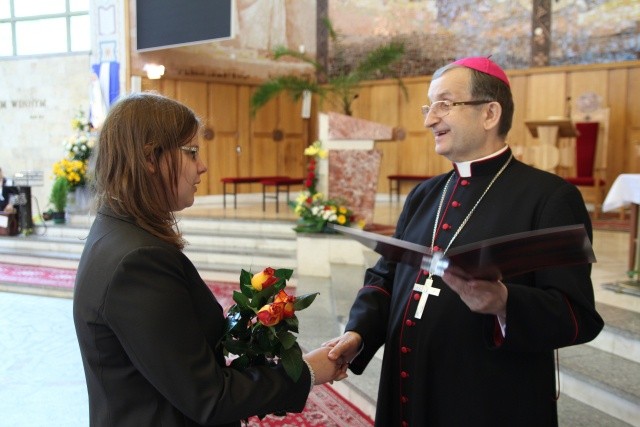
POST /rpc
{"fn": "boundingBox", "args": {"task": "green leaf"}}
[232,291,251,308]
[277,330,297,350]
[275,268,294,280]
[284,317,299,333]
[293,292,319,310]
[280,345,304,382]
[240,269,252,285]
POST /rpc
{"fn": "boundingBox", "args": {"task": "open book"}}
[328,224,596,280]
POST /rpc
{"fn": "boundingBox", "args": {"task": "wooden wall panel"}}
[207,84,240,194]
[174,81,209,195]
[524,73,568,144]
[237,86,253,177]
[607,69,629,180]
[145,61,640,197]
[628,68,640,129]
[508,74,528,160]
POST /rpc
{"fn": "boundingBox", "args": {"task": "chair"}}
[563,108,610,219]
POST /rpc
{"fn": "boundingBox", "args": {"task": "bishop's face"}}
[424,67,491,163]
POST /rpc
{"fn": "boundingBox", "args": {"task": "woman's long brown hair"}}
[92,92,200,249]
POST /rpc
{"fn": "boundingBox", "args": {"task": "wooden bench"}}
[261,177,305,213]
[221,176,288,209]
[387,174,433,202]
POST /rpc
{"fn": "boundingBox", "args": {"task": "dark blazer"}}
[73,207,311,427]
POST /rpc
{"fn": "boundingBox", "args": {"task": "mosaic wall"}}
[327,0,639,78]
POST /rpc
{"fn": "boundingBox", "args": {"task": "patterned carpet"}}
[591,212,631,232]
[0,262,374,426]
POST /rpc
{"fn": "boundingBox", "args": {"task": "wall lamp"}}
[143,63,165,79]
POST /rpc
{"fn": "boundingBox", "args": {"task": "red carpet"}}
[0,262,374,426]
[591,212,631,232]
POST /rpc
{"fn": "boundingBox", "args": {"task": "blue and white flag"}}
[90,61,120,129]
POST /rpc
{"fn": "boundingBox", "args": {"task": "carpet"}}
[591,212,631,232]
[0,262,374,427]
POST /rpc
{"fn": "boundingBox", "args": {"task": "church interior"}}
[0,0,639,425]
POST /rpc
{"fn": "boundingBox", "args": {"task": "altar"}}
[602,174,640,277]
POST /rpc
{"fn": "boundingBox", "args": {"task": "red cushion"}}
[388,175,432,180]
[261,178,304,185]
[221,176,288,184]
[575,122,599,178]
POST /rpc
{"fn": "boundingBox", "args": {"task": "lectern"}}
[525,118,577,172]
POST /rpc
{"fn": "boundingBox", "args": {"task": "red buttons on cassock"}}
[461,179,469,186]
[452,200,461,207]
[401,396,409,404]
[400,371,409,378]
[433,245,440,251]
[401,346,411,353]
[442,223,451,230]
[405,319,415,326]
[402,421,408,427]
[413,292,420,301]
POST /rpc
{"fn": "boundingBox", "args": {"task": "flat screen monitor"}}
[136,0,234,52]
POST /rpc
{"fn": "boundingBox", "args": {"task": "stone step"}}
[559,344,640,426]
[557,302,640,427]
[0,215,299,276]
[557,394,634,427]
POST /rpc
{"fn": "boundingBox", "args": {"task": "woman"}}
[73,93,341,426]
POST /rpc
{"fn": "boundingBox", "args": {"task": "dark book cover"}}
[328,224,596,280]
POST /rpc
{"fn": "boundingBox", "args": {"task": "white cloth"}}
[602,174,640,212]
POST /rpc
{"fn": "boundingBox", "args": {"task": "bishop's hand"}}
[442,267,507,322]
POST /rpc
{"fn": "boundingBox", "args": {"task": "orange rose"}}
[274,289,295,319]
[251,267,278,291]
[257,302,284,327]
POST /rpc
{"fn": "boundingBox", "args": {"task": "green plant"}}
[250,18,406,117]
[49,176,69,212]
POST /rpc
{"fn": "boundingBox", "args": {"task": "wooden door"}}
[206,83,242,195]
[250,91,307,183]
[174,81,209,196]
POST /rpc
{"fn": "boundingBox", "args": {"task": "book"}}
[328,223,596,280]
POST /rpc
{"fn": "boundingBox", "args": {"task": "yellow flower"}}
[337,214,347,224]
[303,141,328,159]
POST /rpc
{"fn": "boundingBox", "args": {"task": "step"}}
[590,302,640,363]
[557,394,634,427]
[556,302,640,426]
[0,215,299,278]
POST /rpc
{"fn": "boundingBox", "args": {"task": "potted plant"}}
[48,176,69,224]
[250,18,406,117]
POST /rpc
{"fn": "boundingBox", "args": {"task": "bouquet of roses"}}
[218,267,318,382]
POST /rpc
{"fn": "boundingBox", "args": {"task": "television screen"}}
[136,0,234,52]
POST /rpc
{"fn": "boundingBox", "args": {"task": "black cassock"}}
[345,148,604,427]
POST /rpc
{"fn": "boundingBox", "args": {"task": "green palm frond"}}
[250,76,324,117]
[250,19,406,117]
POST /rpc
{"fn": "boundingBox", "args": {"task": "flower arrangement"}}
[289,141,358,233]
[52,158,88,190]
[218,267,318,382]
[52,110,96,191]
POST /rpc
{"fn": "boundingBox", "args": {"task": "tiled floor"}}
[0,195,638,426]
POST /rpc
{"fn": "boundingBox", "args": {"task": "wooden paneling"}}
[207,84,240,194]
[173,81,209,195]
[143,60,640,197]
[508,74,528,153]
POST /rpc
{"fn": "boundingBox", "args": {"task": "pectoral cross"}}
[413,276,441,319]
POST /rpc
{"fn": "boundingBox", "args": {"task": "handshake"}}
[302,331,363,385]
